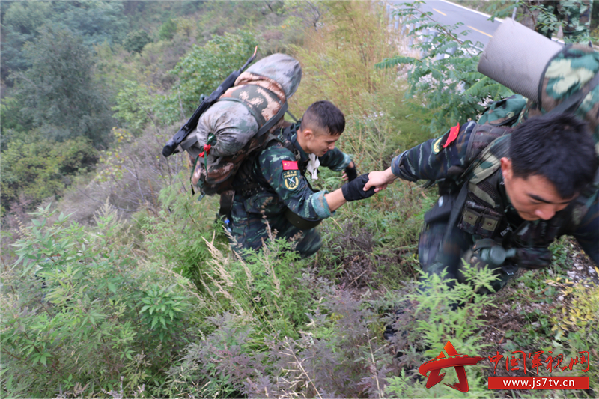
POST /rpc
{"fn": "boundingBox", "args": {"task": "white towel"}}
[306,153,320,180]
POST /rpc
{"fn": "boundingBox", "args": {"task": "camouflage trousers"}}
[418,218,518,294]
[229,196,322,259]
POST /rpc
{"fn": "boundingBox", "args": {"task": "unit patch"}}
[283,170,300,190]
[433,123,461,154]
[444,123,460,148]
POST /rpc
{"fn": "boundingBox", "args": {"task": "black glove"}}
[341,174,376,201]
[345,162,358,182]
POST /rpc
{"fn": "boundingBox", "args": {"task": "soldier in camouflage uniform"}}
[366,113,598,296]
[524,1,592,42]
[550,1,592,41]
[230,100,376,258]
[559,0,592,41]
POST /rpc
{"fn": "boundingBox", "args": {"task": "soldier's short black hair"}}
[509,112,597,199]
[301,100,345,136]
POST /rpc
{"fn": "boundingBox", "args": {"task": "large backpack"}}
[181,53,302,197]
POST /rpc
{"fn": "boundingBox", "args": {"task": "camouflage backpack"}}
[477,94,527,127]
[180,53,302,197]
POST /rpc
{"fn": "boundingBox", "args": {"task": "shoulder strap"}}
[443,133,511,243]
[256,102,288,137]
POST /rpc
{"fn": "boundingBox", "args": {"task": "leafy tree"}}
[0,96,33,148]
[1,1,128,84]
[123,29,153,53]
[12,26,114,147]
[47,1,128,47]
[159,18,178,41]
[112,80,157,134]
[376,2,513,134]
[154,30,258,125]
[0,1,52,82]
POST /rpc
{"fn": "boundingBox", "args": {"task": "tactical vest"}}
[456,125,593,250]
[230,122,322,230]
[233,122,307,195]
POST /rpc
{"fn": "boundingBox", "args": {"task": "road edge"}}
[437,0,504,22]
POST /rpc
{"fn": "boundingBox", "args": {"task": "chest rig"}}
[233,122,306,196]
[232,122,323,230]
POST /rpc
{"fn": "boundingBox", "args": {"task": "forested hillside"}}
[1,1,598,397]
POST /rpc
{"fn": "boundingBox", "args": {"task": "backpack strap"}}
[442,133,511,243]
[256,101,288,137]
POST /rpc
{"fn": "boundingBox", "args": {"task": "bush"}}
[57,124,185,224]
[154,30,258,125]
[375,1,513,135]
[161,258,500,397]
[1,203,203,397]
[1,131,98,213]
[123,29,153,53]
[158,18,177,41]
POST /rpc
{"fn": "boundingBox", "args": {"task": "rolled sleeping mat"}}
[478,18,562,103]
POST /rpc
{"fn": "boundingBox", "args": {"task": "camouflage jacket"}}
[232,125,352,221]
[391,122,599,265]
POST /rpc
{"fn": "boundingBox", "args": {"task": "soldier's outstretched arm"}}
[365,122,475,191]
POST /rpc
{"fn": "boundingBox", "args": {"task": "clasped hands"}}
[340,167,397,202]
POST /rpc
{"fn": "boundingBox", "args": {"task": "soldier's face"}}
[501,157,576,221]
[301,128,340,157]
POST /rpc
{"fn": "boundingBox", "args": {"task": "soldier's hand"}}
[364,168,397,192]
[341,174,376,201]
[342,161,357,181]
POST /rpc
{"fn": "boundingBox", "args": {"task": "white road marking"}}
[437,0,504,22]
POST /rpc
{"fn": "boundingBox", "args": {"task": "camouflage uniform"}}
[533,1,592,41]
[391,121,599,292]
[555,0,592,41]
[559,0,592,41]
[230,125,352,258]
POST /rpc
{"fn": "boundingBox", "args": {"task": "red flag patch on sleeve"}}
[282,160,299,170]
[443,123,460,148]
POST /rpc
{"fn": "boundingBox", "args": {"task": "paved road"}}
[389,0,503,48]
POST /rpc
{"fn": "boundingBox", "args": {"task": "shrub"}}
[1,131,98,213]
[123,29,153,54]
[155,30,258,125]
[162,259,501,397]
[1,203,203,397]
[158,18,177,41]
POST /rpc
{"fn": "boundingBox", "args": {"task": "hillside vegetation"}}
[1,1,598,397]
